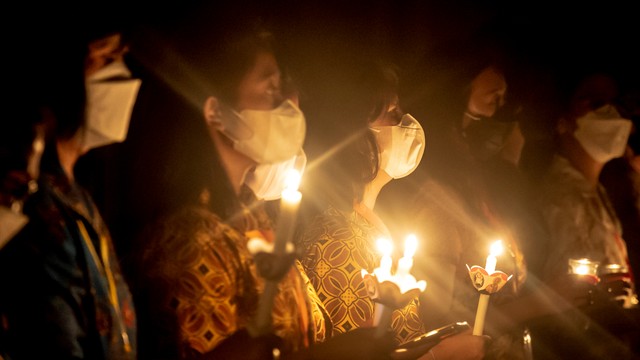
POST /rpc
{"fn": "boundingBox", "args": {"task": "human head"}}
[305,60,404,211]
[465,66,507,123]
[133,18,298,220]
[555,71,632,164]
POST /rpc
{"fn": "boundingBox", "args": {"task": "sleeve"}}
[143,211,249,356]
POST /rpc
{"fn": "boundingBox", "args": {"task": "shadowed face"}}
[467,67,507,119]
[234,51,282,112]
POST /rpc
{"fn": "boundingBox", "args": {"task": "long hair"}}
[301,60,399,215]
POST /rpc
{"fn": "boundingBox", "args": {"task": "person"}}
[378,36,597,359]
[532,68,639,359]
[128,13,395,360]
[297,59,488,360]
[0,8,140,360]
[600,86,640,285]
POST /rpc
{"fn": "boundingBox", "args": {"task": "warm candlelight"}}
[363,234,427,338]
[568,258,599,276]
[396,234,417,277]
[251,169,302,337]
[374,238,394,281]
[473,239,504,336]
[274,169,302,254]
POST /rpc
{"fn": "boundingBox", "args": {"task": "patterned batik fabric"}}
[299,205,425,344]
[140,196,326,356]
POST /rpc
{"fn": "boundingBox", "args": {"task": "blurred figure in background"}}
[379,34,590,359]
[532,68,639,359]
[0,5,140,359]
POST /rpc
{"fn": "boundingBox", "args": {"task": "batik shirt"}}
[299,205,425,345]
[139,186,327,357]
[0,164,136,359]
[538,155,632,281]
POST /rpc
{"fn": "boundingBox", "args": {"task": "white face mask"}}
[215,99,306,164]
[83,61,141,152]
[246,151,307,200]
[573,105,632,163]
[0,204,28,250]
[371,114,426,179]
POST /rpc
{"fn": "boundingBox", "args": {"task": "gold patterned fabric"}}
[139,191,326,357]
[299,205,425,344]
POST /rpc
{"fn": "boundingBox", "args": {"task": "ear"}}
[203,96,220,126]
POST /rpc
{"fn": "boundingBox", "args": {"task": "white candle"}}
[473,239,504,336]
[274,170,302,254]
[396,234,418,277]
[374,238,393,281]
[251,169,302,337]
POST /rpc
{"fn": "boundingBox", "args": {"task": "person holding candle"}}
[297,59,487,359]
[0,6,139,359]
[375,35,547,359]
[127,9,396,360]
[530,66,640,359]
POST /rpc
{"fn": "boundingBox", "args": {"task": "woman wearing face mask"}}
[296,61,488,360]
[0,8,139,360]
[128,14,396,360]
[377,37,599,359]
[530,69,639,359]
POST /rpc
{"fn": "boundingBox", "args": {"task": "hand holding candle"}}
[362,234,427,338]
[374,238,393,282]
[274,169,302,253]
[472,240,508,336]
[250,169,302,337]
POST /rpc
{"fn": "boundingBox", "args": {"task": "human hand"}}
[425,331,489,360]
[548,274,598,308]
[291,327,395,360]
[595,276,636,308]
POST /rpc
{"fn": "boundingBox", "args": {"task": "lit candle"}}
[251,169,302,337]
[273,169,302,254]
[485,240,504,273]
[473,240,504,336]
[374,238,393,281]
[396,234,418,278]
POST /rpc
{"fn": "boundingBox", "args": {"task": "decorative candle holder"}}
[468,240,512,336]
[361,270,426,338]
[361,235,427,338]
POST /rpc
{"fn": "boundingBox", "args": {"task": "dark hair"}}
[302,60,399,213]
[127,19,279,224]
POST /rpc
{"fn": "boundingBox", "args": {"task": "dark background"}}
[75,0,640,256]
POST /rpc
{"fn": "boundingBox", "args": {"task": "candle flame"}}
[404,234,418,258]
[284,169,302,191]
[376,238,393,256]
[490,240,504,257]
[574,265,591,275]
